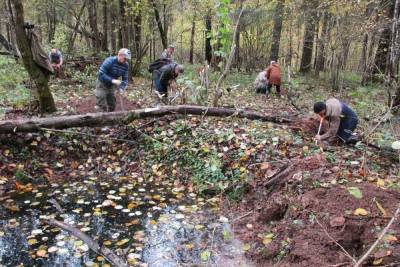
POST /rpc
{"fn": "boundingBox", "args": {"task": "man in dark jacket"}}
[96,48,131,112]
[153,63,184,104]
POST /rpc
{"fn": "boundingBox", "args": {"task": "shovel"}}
[119,91,125,111]
[315,117,324,152]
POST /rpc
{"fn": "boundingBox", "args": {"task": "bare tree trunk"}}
[189,17,196,64]
[110,6,116,52]
[102,0,108,51]
[119,0,129,48]
[6,0,21,58]
[150,0,167,49]
[205,10,212,64]
[374,0,396,76]
[12,0,56,113]
[315,12,330,76]
[270,0,285,61]
[88,0,100,53]
[300,3,318,73]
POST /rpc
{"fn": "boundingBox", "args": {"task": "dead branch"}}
[45,218,128,267]
[354,203,400,267]
[315,217,356,264]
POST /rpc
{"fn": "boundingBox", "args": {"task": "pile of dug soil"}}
[223,154,400,266]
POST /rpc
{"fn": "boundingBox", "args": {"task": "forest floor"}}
[0,59,400,266]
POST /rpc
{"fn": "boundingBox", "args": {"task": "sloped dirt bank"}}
[223,154,400,266]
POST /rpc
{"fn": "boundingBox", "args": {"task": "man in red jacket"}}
[265,61,282,97]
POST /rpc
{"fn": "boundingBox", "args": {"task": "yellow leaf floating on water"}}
[28,239,38,245]
[36,249,47,257]
[116,238,129,246]
[354,208,369,216]
[103,240,112,246]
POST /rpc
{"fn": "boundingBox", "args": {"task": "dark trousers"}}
[267,84,281,94]
[338,118,358,143]
[256,84,267,94]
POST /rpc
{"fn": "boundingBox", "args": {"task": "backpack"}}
[148,58,172,73]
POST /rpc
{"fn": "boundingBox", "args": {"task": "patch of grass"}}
[0,56,31,109]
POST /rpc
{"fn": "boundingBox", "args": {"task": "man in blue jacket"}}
[96,48,131,112]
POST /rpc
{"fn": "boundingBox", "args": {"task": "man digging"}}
[152,63,184,106]
[313,98,359,144]
[95,48,131,112]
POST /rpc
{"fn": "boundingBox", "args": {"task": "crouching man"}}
[96,48,131,112]
[313,98,359,144]
[153,63,184,105]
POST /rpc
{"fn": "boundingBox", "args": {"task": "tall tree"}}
[150,0,167,49]
[189,16,196,64]
[119,0,129,48]
[205,9,212,64]
[11,0,56,113]
[299,1,318,73]
[102,0,108,51]
[315,11,330,76]
[88,0,100,53]
[270,0,285,62]
[374,0,396,76]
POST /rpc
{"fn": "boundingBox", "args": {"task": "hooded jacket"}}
[265,63,281,85]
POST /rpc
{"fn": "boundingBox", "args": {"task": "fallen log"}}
[0,105,292,134]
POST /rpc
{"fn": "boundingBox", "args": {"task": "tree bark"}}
[374,0,396,76]
[11,0,56,113]
[315,12,330,76]
[270,0,285,62]
[205,10,212,64]
[0,105,292,134]
[189,17,196,64]
[110,6,117,52]
[88,0,100,53]
[299,4,318,73]
[150,0,167,49]
[102,0,108,51]
[118,0,129,48]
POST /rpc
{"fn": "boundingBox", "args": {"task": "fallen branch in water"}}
[45,219,128,267]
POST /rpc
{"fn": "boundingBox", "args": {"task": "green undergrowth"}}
[0,56,31,115]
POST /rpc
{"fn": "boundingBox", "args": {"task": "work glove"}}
[112,79,121,86]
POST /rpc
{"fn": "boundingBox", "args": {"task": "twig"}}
[39,127,138,144]
[354,203,400,267]
[231,211,253,223]
[315,217,356,264]
[45,219,128,267]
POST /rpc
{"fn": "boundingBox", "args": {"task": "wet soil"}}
[223,153,400,267]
